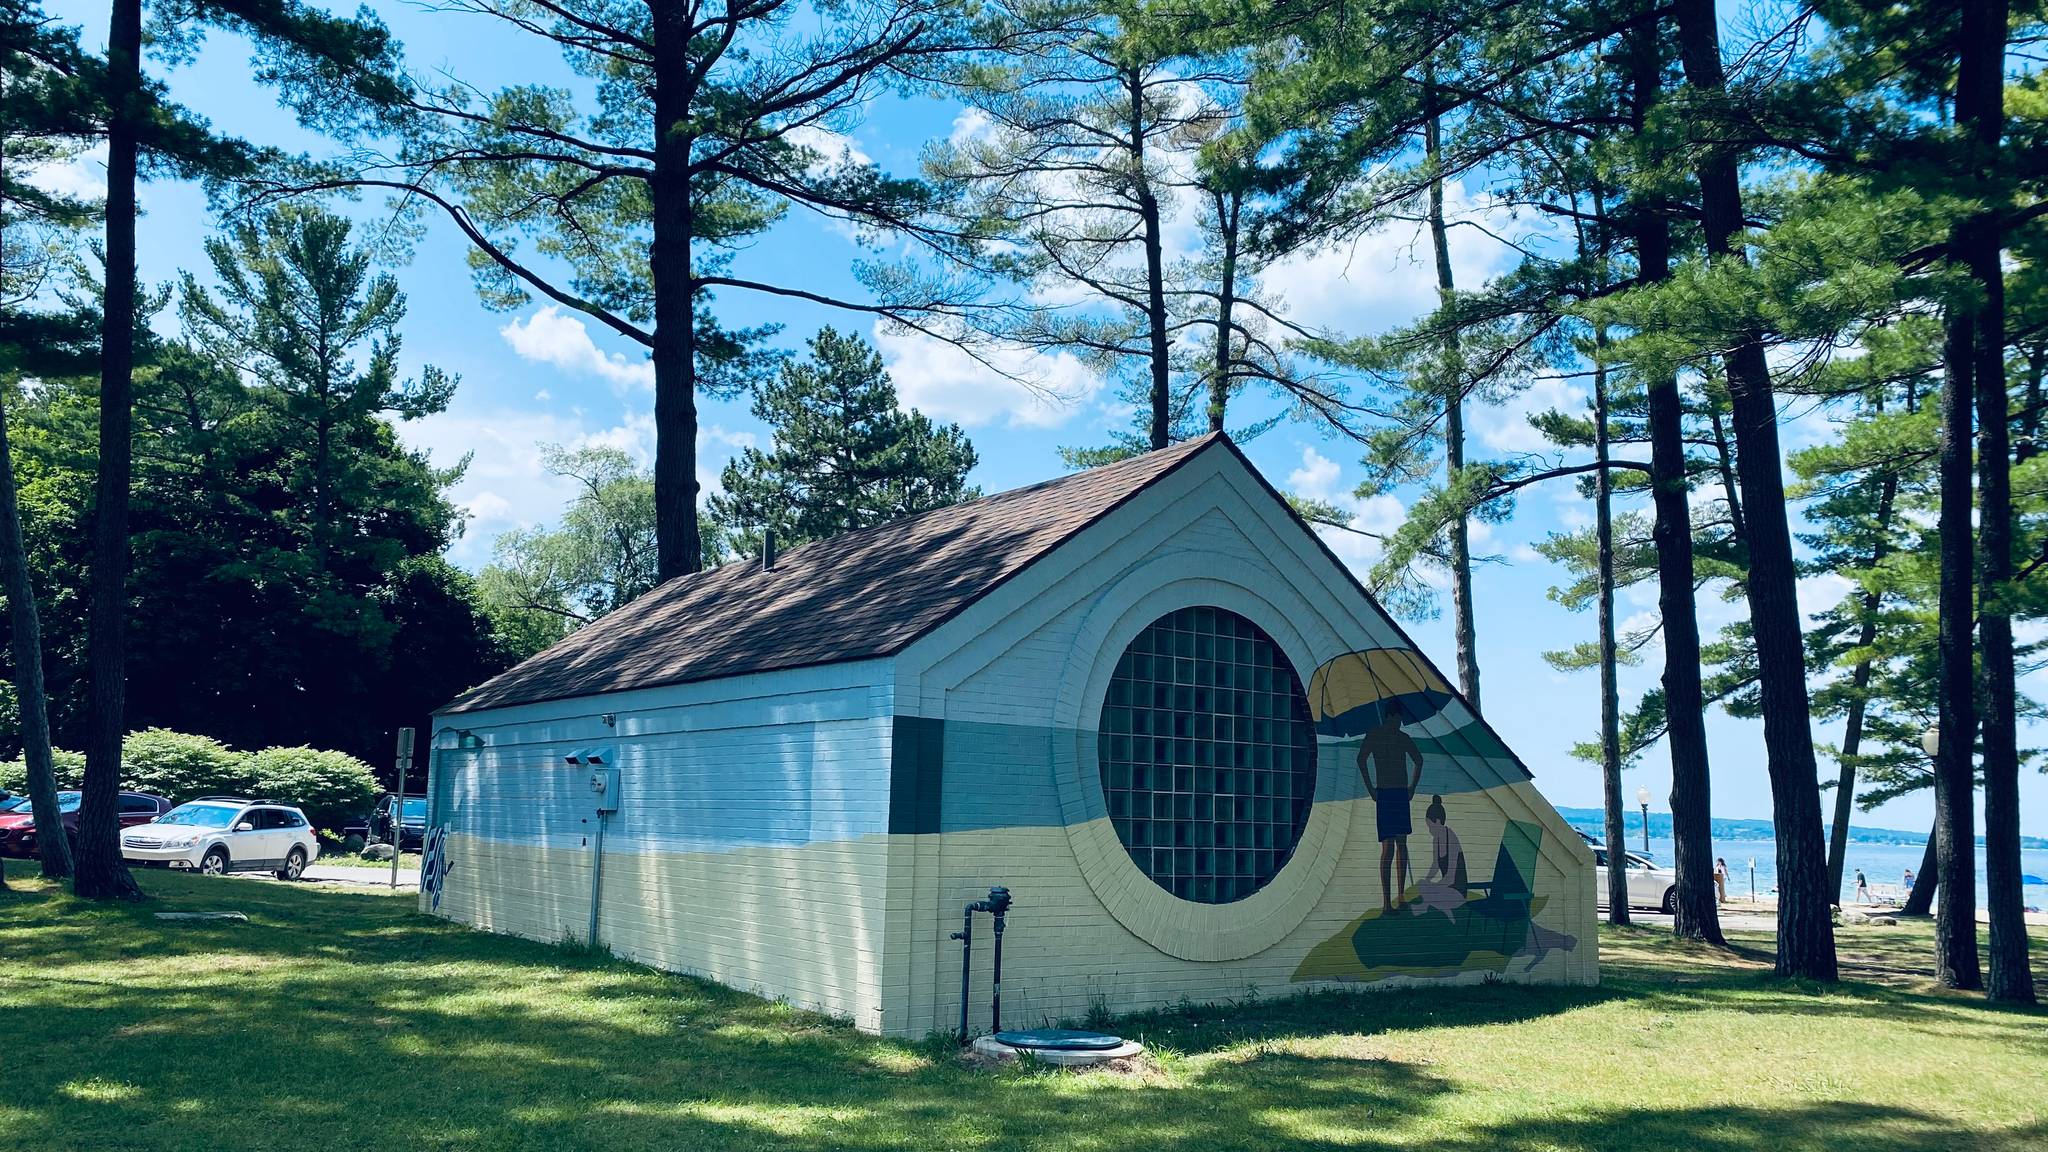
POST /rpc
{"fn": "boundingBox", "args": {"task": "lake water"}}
[1591,833,2048,912]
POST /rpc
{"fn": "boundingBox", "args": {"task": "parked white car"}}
[122,798,321,880]
[1581,832,1678,913]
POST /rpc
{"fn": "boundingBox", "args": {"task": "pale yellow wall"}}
[435,833,893,1028]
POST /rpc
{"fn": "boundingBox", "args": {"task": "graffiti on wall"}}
[421,823,455,912]
[1294,647,1577,982]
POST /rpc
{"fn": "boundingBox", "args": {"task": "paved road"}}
[221,864,419,889]
[303,863,419,888]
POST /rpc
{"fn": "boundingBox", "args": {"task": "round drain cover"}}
[992,1028,1124,1051]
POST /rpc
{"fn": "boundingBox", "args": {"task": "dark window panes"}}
[1097,607,1315,904]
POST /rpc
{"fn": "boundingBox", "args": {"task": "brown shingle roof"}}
[442,434,1223,714]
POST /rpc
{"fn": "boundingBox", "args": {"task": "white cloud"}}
[703,425,758,452]
[1620,607,1664,656]
[1474,374,1586,455]
[1281,446,1404,574]
[400,404,751,568]
[464,491,513,523]
[1256,179,1525,340]
[25,143,106,202]
[1797,571,1857,626]
[1288,446,1346,502]
[499,306,654,393]
[785,125,874,177]
[873,323,1103,429]
[948,108,992,145]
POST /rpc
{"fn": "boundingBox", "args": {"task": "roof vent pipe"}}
[761,528,777,572]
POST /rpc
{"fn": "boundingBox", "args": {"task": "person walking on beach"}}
[1714,857,1729,905]
[1903,867,1916,895]
[1854,868,1870,904]
[1359,712,1425,913]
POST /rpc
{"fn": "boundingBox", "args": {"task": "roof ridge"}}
[442,432,1227,714]
[662,433,1217,582]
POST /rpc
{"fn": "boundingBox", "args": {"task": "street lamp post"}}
[1636,785,1652,855]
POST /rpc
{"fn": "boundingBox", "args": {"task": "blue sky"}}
[33,0,2048,837]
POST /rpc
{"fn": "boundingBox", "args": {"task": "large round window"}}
[1097,606,1316,904]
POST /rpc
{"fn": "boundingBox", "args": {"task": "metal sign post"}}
[392,728,415,891]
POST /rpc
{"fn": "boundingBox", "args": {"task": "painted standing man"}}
[1359,711,1425,911]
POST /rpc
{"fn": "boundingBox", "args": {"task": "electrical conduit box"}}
[589,763,619,813]
[567,746,620,813]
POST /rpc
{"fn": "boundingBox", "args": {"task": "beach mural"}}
[1295,647,1579,982]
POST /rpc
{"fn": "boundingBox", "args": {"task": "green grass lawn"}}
[2,863,2043,1152]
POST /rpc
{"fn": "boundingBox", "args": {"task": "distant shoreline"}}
[1553,806,2048,852]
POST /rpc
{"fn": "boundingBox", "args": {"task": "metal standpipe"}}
[951,886,1012,1042]
[576,749,619,948]
[587,807,608,946]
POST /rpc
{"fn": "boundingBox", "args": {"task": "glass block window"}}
[1097,606,1316,904]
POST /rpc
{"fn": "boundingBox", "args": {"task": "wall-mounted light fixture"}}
[438,728,484,751]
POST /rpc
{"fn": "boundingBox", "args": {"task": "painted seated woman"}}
[1410,795,1467,920]
[1294,818,1577,982]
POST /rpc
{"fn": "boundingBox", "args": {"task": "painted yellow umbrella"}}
[1308,647,1456,737]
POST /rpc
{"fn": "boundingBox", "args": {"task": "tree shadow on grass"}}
[5,866,2045,1152]
[1428,1102,2045,1152]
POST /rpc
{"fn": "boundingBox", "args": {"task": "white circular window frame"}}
[1052,561,1350,962]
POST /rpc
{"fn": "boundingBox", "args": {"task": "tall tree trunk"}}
[1672,0,1834,979]
[1423,78,1479,712]
[1900,819,1939,918]
[2016,344,2043,464]
[1706,403,1746,542]
[1933,301,1984,988]
[1130,70,1169,451]
[650,8,701,581]
[1826,468,1896,899]
[72,0,144,900]
[0,70,64,886]
[0,106,8,895]
[0,397,68,879]
[1208,189,1237,435]
[1630,17,1721,944]
[1594,341,1628,925]
[1964,0,2033,1006]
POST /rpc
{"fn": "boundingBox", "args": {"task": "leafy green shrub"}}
[0,730,378,830]
[250,746,379,831]
[119,729,256,800]
[0,748,86,793]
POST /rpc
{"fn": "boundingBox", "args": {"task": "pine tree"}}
[0,0,96,882]
[1669,0,1835,979]
[710,327,979,552]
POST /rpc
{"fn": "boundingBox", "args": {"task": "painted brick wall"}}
[426,664,900,1030]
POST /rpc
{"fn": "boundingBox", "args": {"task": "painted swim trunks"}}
[1376,787,1412,840]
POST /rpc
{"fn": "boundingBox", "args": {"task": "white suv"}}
[1578,831,1679,913]
[122,798,321,880]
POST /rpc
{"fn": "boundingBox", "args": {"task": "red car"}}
[0,790,173,857]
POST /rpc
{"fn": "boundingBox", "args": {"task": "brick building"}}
[423,433,1596,1036]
